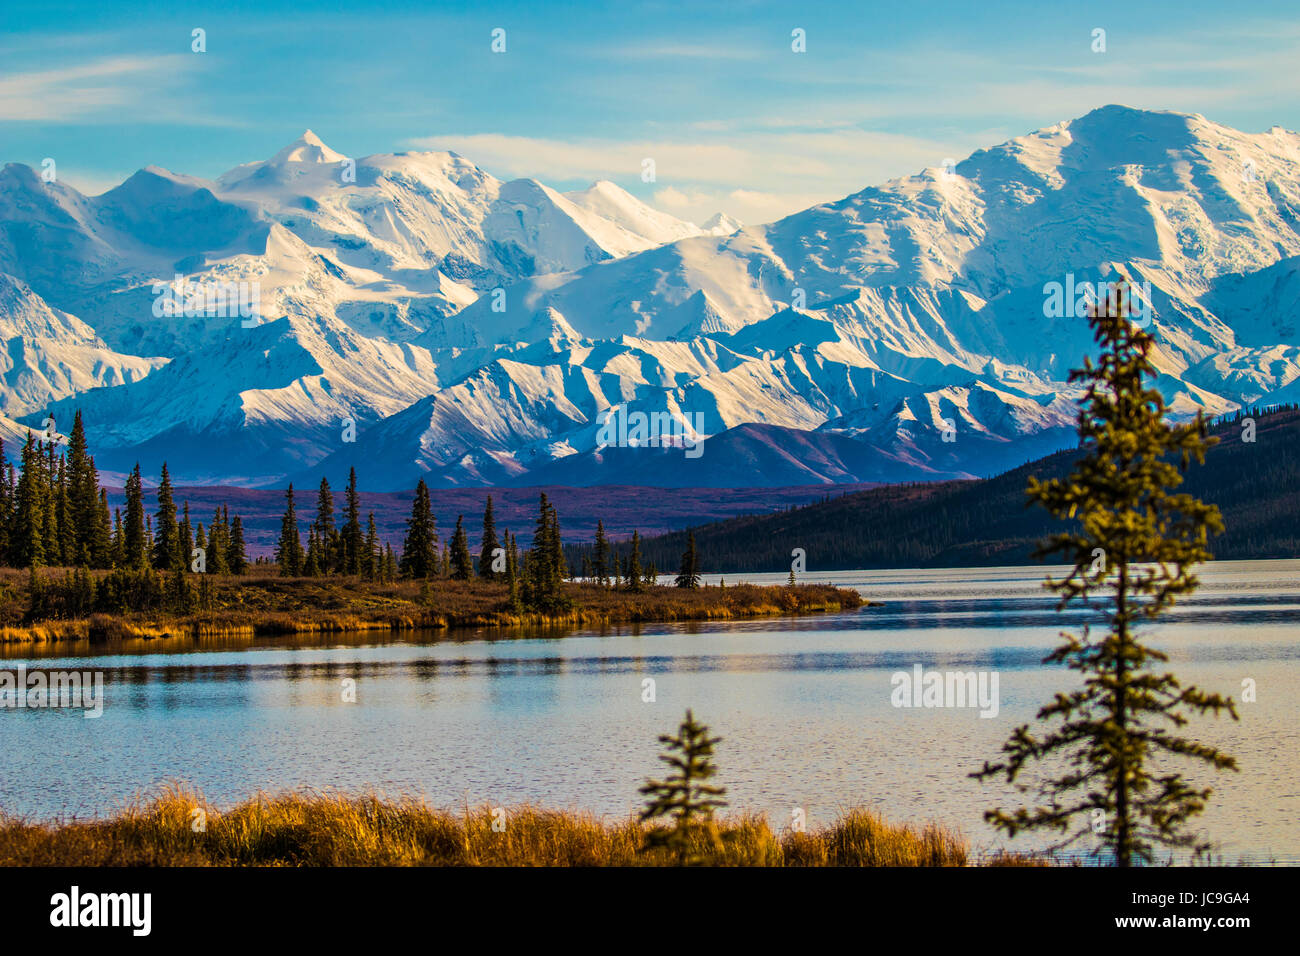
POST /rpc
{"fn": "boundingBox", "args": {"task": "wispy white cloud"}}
[0,55,191,121]
[409,126,968,224]
[0,52,246,128]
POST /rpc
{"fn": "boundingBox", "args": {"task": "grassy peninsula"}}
[0,567,863,645]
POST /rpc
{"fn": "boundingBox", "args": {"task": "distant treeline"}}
[0,411,249,573]
[272,479,694,612]
[629,405,1300,574]
[0,409,680,616]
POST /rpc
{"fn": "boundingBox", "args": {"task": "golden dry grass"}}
[0,787,999,867]
[0,568,862,644]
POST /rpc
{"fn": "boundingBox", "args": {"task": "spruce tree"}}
[66,411,100,565]
[479,495,500,580]
[111,507,125,568]
[304,529,322,576]
[54,456,73,566]
[180,501,194,570]
[41,447,62,566]
[121,464,144,567]
[625,531,644,592]
[153,464,178,570]
[0,445,12,566]
[342,468,363,575]
[675,532,700,589]
[400,479,437,579]
[14,433,46,568]
[527,493,554,598]
[91,486,112,568]
[314,478,336,573]
[227,514,249,575]
[363,512,379,580]
[973,278,1238,866]
[276,483,303,576]
[450,515,473,580]
[40,440,60,566]
[593,519,610,587]
[547,501,566,590]
[522,494,570,609]
[169,550,193,610]
[506,532,522,612]
[207,507,230,574]
[639,709,727,864]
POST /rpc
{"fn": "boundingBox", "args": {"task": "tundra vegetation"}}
[0,711,1006,868]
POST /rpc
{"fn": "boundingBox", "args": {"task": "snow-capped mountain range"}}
[3,106,1299,489]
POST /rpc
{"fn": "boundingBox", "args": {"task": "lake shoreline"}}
[0,570,866,646]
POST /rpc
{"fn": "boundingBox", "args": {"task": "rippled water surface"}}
[2,560,1297,862]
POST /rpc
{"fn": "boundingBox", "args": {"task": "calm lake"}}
[2,559,1297,862]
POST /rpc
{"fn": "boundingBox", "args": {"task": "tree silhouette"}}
[639,709,728,864]
[973,278,1237,866]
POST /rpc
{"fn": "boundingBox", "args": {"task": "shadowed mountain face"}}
[4,108,1300,487]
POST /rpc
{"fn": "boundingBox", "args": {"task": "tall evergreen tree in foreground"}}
[639,709,727,865]
[972,279,1237,866]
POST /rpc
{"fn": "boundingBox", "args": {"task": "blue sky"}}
[3,0,1298,224]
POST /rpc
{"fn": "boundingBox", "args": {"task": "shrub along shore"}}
[0,787,1039,867]
[0,568,864,644]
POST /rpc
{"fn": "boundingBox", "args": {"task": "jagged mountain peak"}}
[269,129,347,165]
[4,107,1300,488]
[702,212,742,236]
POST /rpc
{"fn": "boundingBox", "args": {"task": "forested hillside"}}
[627,407,1300,573]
